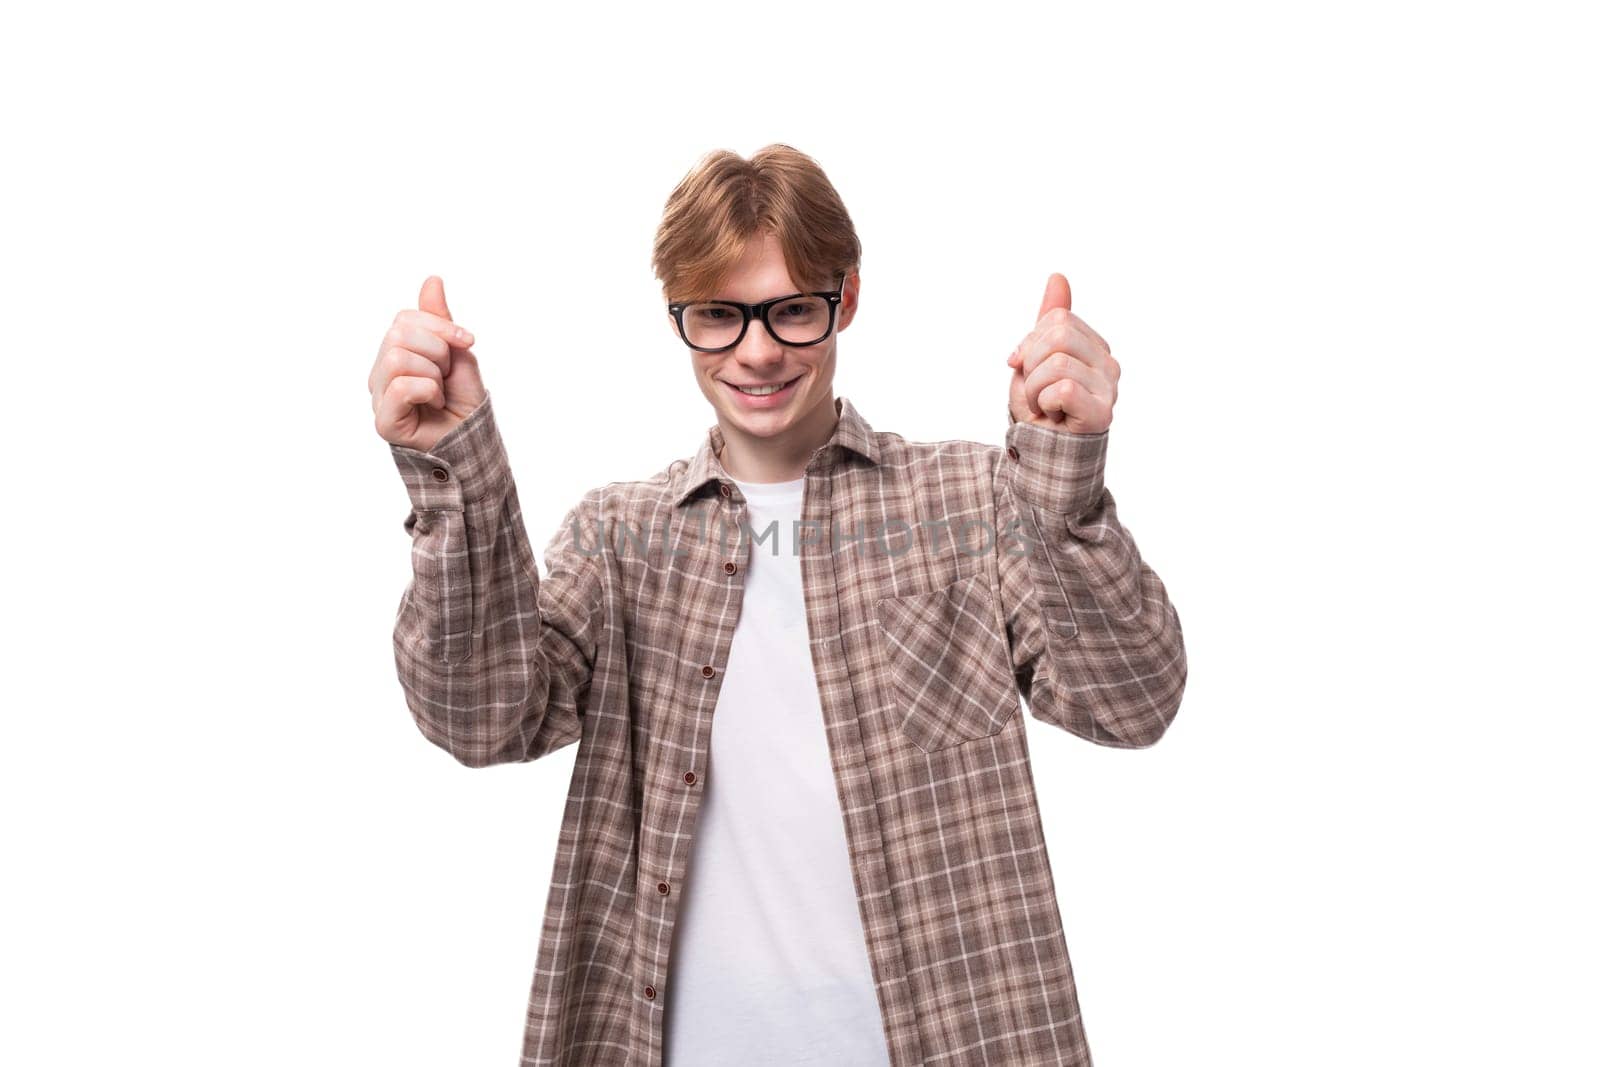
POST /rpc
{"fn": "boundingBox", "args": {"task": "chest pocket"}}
[874,573,1021,752]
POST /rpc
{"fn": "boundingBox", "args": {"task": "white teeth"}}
[735,380,789,396]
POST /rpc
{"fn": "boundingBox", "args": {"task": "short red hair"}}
[652,144,863,302]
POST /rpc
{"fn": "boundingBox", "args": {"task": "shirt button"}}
[718,482,733,497]
[701,664,716,678]
[644,985,657,1000]
[723,561,737,574]
[1006,445,1020,461]
[657,881,670,895]
[683,771,697,785]
[431,467,450,482]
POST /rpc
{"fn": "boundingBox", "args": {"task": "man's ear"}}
[837,271,861,331]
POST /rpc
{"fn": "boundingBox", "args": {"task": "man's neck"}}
[716,394,837,484]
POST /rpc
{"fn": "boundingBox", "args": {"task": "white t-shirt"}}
[662,474,893,1067]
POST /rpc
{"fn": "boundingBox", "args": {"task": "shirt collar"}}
[671,395,880,507]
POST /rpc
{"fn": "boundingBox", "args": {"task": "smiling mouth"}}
[725,375,800,396]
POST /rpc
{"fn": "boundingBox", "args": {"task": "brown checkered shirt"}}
[389,392,1187,1066]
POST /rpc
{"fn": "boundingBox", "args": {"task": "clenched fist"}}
[369,275,487,452]
[1006,273,1119,435]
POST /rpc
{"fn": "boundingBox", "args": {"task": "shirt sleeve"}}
[994,409,1188,748]
[389,392,602,767]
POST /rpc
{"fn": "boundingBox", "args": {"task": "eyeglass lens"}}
[680,296,832,350]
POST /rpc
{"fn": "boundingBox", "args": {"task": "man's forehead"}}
[707,287,808,303]
[707,273,807,301]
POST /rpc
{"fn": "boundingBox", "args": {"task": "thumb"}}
[1035,272,1072,321]
[418,275,453,322]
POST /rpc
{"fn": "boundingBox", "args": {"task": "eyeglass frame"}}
[666,275,847,353]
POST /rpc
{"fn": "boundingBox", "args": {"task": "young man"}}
[370,145,1186,1066]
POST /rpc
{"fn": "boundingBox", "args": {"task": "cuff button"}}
[430,467,450,482]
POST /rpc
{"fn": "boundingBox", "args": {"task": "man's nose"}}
[734,315,785,361]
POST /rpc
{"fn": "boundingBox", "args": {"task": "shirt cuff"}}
[390,392,510,513]
[1003,406,1109,517]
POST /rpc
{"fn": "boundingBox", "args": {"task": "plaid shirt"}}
[389,392,1187,1066]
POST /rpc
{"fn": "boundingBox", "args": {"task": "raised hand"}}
[1006,273,1119,434]
[369,275,487,452]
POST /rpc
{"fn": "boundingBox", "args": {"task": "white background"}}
[3,1,1595,1064]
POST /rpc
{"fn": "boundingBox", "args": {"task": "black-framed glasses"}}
[667,276,846,353]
